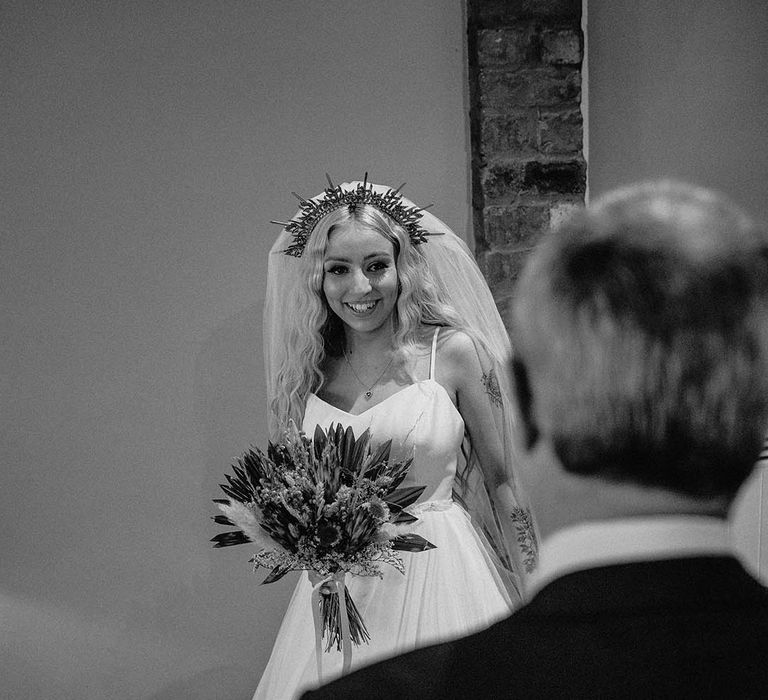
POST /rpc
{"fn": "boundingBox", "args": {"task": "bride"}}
[255,177,537,699]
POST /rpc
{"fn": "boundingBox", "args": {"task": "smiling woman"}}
[255,178,537,699]
[322,223,399,337]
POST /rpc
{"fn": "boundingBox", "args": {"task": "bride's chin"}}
[341,314,394,335]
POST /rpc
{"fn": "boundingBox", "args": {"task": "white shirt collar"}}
[527,516,733,598]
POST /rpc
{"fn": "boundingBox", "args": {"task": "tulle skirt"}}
[252,500,512,700]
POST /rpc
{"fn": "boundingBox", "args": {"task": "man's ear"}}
[510,355,540,450]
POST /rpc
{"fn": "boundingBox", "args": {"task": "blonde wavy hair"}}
[270,204,463,431]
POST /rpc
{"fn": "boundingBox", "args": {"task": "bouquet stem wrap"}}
[310,571,362,680]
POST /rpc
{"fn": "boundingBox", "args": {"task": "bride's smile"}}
[344,299,380,314]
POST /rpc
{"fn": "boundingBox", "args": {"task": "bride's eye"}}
[325,264,348,275]
[367,260,391,273]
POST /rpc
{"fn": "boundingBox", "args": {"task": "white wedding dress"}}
[253,330,512,699]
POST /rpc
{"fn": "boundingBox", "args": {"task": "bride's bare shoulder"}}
[428,327,481,389]
[414,326,480,378]
[417,324,470,344]
[435,327,475,358]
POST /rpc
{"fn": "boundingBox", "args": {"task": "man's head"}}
[511,181,768,518]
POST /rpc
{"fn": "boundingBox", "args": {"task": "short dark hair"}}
[512,181,768,498]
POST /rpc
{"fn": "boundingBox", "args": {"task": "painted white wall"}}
[0,2,469,698]
[586,0,768,581]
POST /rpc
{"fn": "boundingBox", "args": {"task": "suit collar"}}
[527,516,732,598]
[522,555,766,617]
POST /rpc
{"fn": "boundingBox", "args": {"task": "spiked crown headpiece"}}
[271,174,439,257]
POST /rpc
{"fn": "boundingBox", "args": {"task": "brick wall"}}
[467,0,585,318]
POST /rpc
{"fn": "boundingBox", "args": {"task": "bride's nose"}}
[349,268,372,294]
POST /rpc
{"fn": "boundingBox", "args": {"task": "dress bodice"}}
[303,330,465,503]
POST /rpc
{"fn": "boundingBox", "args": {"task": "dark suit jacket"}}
[302,556,768,699]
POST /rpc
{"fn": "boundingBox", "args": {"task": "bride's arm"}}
[439,330,510,489]
[439,329,537,594]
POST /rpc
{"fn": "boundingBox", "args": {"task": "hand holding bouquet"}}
[211,422,435,670]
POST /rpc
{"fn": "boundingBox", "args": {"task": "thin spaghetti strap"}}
[429,327,440,381]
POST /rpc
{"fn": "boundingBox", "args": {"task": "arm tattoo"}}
[510,506,538,573]
[481,369,503,408]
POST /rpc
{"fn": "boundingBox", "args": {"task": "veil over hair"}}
[264,179,537,603]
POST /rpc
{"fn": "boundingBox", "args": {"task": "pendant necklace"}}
[344,349,394,400]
